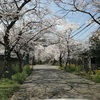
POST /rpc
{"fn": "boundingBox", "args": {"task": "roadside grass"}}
[0,79,20,100]
[92,72,100,83]
[0,65,32,100]
[60,64,100,83]
[78,71,100,83]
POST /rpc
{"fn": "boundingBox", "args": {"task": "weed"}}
[92,73,100,83]
[0,65,32,99]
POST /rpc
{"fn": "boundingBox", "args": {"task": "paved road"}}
[11,65,100,100]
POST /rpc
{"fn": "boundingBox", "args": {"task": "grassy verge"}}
[0,65,32,100]
[0,78,20,100]
[60,64,100,83]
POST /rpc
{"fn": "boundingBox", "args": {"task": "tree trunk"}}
[65,61,68,70]
[65,48,70,70]
[15,51,23,72]
[19,58,23,72]
[3,34,11,78]
[59,53,62,67]
[3,55,10,78]
[83,58,89,73]
[32,55,35,65]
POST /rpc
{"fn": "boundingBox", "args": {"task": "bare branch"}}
[0,41,5,46]
[92,0,100,5]
[72,0,100,25]
[14,0,19,10]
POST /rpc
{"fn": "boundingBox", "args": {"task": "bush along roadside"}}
[62,64,100,83]
[0,65,32,100]
[92,72,100,83]
[12,65,32,84]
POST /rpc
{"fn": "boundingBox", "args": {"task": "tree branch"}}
[0,41,5,46]
[6,0,31,33]
[72,0,100,25]
[14,0,19,10]
[22,0,37,15]
[19,24,53,50]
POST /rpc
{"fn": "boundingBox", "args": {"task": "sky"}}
[48,1,100,41]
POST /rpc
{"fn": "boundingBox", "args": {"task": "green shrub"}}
[0,78,17,85]
[0,85,19,100]
[92,73,100,83]
[0,78,19,100]
[66,66,76,72]
[12,65,32,84]
[0,65,32,99]
[23,65,32,75]
[0,88,11,100]
[12,72,28,84]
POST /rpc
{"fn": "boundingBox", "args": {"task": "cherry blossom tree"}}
[0,0,37,76]
[0,0,55,76]
[54,18,79,69]
[54,0,100,25]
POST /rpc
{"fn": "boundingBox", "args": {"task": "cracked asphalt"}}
[11,65,100,100]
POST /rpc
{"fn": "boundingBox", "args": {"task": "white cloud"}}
[55,19,78,32]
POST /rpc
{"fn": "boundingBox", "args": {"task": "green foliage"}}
[0,85,19,100]
[74,70,100,83]
[12,72,28,84]
[0,78,17,85]
[62,64,100,83]
[0,65,32,100]
[23,65,32,75]
[65,64,83,73]
[92,73,100,83]
[12,65,32,84]
[66,66,76,72]
[0,78,19,100]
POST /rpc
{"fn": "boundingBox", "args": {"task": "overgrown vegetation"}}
[0,65,32,100]
[60,64,100,83]
[0,78,19,100]
[12,65,32,84]
[92,72,100,83]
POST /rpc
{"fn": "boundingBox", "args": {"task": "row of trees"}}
[0,0,57,77]
[31,19,84,68]
[53,0,100,72]
[0,0,99,77]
